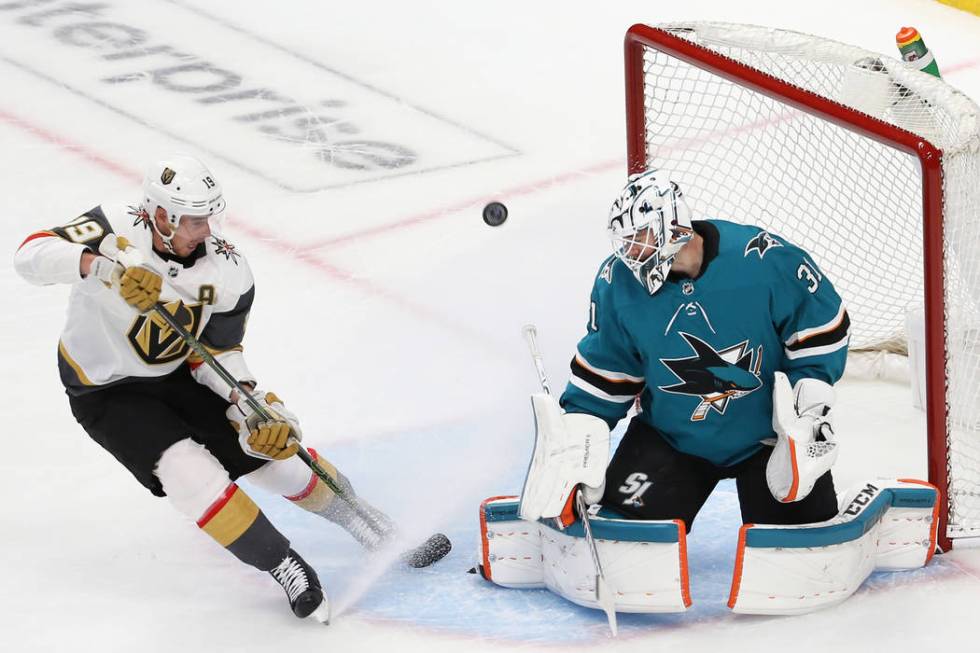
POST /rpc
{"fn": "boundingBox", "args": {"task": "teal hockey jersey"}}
[560,220,850,467]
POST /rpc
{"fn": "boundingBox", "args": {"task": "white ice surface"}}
[2,0,980,651]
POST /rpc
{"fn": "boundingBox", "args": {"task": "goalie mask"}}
[141,155,226,253]
[608,170,694,295]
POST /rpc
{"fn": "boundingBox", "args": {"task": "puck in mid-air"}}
[482,201,508,227]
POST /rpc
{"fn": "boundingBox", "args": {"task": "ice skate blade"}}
[309,597,331,625]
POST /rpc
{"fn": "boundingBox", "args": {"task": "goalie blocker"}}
[476,479,938,615]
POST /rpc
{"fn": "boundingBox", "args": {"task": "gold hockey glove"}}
[119,266,162,312]
[99,236,163,312]
[226,391,302,461]
[247,420,297,460]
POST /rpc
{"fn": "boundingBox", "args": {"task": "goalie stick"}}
[99,235,451,569]
[521,324,618,636]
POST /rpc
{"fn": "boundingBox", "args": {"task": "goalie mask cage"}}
[625,23,980,552]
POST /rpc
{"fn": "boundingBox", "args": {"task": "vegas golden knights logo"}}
[127,300,204,365]
[161,167,176,185]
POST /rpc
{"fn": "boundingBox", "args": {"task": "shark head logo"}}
[744,231,782,259]
[659,332,763,421]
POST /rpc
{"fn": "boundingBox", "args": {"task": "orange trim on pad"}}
[479,495,518,582]
[783,439,800,502]
[728,523,753,609]
[898,478,942,564]
[674,519,692,607]
[558,489,577,528]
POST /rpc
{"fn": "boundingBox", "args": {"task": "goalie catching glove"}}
[226,391,302,461]
[765,371,838,503]
[91,235,162,312]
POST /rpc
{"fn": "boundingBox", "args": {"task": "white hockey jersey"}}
[14,203,254,395]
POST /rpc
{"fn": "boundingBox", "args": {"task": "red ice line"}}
[299,156,626,252]
[4,52,979,341]
[0,109,137,182]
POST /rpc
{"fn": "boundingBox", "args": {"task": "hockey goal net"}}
[625,23,980,551]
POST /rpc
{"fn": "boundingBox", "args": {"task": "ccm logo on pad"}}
[842,483,880,517]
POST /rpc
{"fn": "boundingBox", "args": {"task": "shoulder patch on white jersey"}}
[744,230,782,259]
[210,236,241,264]
[126,204,152,231]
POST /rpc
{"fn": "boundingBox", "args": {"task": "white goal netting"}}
[629,22,980,543]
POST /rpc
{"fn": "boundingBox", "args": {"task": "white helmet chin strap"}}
[147,208,178,254]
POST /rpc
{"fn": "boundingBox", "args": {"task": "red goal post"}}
[624,23,980,551]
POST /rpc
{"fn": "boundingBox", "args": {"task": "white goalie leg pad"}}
[478,496,545,588]
[541,511,691,613]
[767,372,838,502]
[479,497,691,612]
[242,452,312,497]
[518,393,610,522]
[155,438,234,520]
[729,479,939,615]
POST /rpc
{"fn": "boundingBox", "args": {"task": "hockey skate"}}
[269,549,330,624]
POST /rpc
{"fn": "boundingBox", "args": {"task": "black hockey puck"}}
[402,533,452,568]
[482,201,508,227]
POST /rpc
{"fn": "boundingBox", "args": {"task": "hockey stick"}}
[98,236,450,567]
[521,325,618,636]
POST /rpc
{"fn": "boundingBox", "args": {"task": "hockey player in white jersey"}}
[14,155,399,623]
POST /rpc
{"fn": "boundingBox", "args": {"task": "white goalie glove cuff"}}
[766,372,838,503]
[191,349,256,401]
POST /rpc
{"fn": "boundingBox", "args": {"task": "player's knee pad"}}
[478,496,691,613]
[729,478,939,615]
[244,450,314,497]
[155,438,233,520]
[244,448,340,512]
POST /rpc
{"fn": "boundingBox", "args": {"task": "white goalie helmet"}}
[141,154,226,250]
[607,169,694,295]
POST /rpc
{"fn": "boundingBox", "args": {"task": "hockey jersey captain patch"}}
[659,332,763,421]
